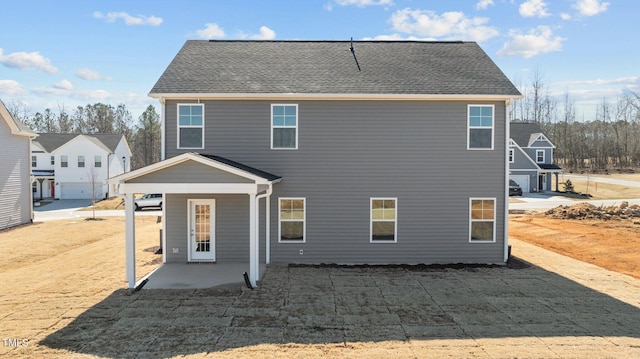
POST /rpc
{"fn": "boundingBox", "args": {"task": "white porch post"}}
[125,192,136,288]
[249,193,258,287]
[265,195,270,264]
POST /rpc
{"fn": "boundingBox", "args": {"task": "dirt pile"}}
[544,201,640,220]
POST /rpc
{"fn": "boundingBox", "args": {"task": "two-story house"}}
[509,122,562,193]
[110,40,522,288]
[32,133,132,200]
[0,99,37,230]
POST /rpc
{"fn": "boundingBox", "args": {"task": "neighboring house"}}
[110,40,522,288]
[509,122,562,193]
[32,133,132,200]
[0,99,37,230]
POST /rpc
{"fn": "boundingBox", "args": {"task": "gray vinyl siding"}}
[524,148,552,165]
[0,119,32,230]
[164,99,507,264]
[510,147,539,170]
[128,160,252,184]
[165,193,259,263]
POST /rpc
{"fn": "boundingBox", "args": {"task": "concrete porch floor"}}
[139,262,267,289]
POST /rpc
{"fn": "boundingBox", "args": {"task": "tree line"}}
[511,70,640,172]
[7,102,161,171]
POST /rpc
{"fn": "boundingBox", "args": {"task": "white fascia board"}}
[527,133,556,148]
[118,183,259,195]
[149,92,523,102]
[187,153,276,184]
[515,146,541,169]
[109,152,194,183]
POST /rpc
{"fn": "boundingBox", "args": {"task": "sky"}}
[0,0,636,121]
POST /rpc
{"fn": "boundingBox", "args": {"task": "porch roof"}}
[539,164,562,171]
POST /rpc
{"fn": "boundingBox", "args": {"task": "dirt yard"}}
[0,216,162,357]
[510,212,640,280]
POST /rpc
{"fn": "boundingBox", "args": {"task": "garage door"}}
[509,175,530,193]
[60,182,94,199]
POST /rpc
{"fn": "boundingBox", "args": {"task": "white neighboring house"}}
[32,133,132,200]
[0,99,37,230]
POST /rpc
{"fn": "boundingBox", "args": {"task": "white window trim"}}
[95,155,102,168]
[508,149,514,163]
[271,104,298,150]
[278,197,306,243]
[536,150,545,163]
[31,155,37,168]
[50,155,55,165]
[370,197,398,243]
[78,155,85,168]
[61,155,68,168]
[467,104,495,151]
[177,103,205,149]
[469,197,496,243]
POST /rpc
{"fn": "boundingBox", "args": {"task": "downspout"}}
[504,99,513,263]
[255,183,273,267]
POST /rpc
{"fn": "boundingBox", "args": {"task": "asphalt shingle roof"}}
[510,122,544,147]
[199,154,281,182]
[33,133,125,153]
[150,40,521,96]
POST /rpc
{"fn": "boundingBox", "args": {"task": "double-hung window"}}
[78,155,85,168]
[61,155,68,168]
[271,104,297,149]
[178,104,204,149]
[468,105,494,150]
[509,149,514,163]
[31,156,37,168]
[536,150,545,163]
[50,155,55,165]
[370,198,397,242]
[279,198,305,242]
[95,155,102,168]
[469,198,496,242]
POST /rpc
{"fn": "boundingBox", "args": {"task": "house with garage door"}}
[509,122,562,193]
[32,133,131,200]
[109,40,522,288]
[0,99,37,230]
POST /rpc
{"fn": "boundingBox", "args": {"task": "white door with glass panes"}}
[188,199,216,261]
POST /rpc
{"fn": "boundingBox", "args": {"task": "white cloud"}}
[195,23,226,39]
[249,26,276,40]
[519,0,550,18]
[0,80,23,95]
[476,0,495,10]
[0,48,58,74]
[76,68,111,81]
[33,86,113,101]
[560,13,572,20]
[54,80,73,90]
[498,26,565,58]
[389,8,499,42]
[93,11,163,26]
[572,0,609,16]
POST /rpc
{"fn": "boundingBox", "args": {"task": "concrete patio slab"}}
[140,262,266,289]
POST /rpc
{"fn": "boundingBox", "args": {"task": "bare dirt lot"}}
[510,211,640,280]
[2,204,640,357]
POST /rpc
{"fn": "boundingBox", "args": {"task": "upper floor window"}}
[95,155,102,168]
[61,155,68,168]
[271,104,297,149]
[509,149,514,163]
[50,156,55,165]
[178,104,204,149]
[31,156,37,168]
[467,105,494,150]
[78,155,85,168]
[371,198,397,242]
[536,150,545,163]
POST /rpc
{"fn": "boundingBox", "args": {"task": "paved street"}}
[33,199,161,221]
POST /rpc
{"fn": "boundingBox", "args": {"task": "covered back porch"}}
[108,153,281,289]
